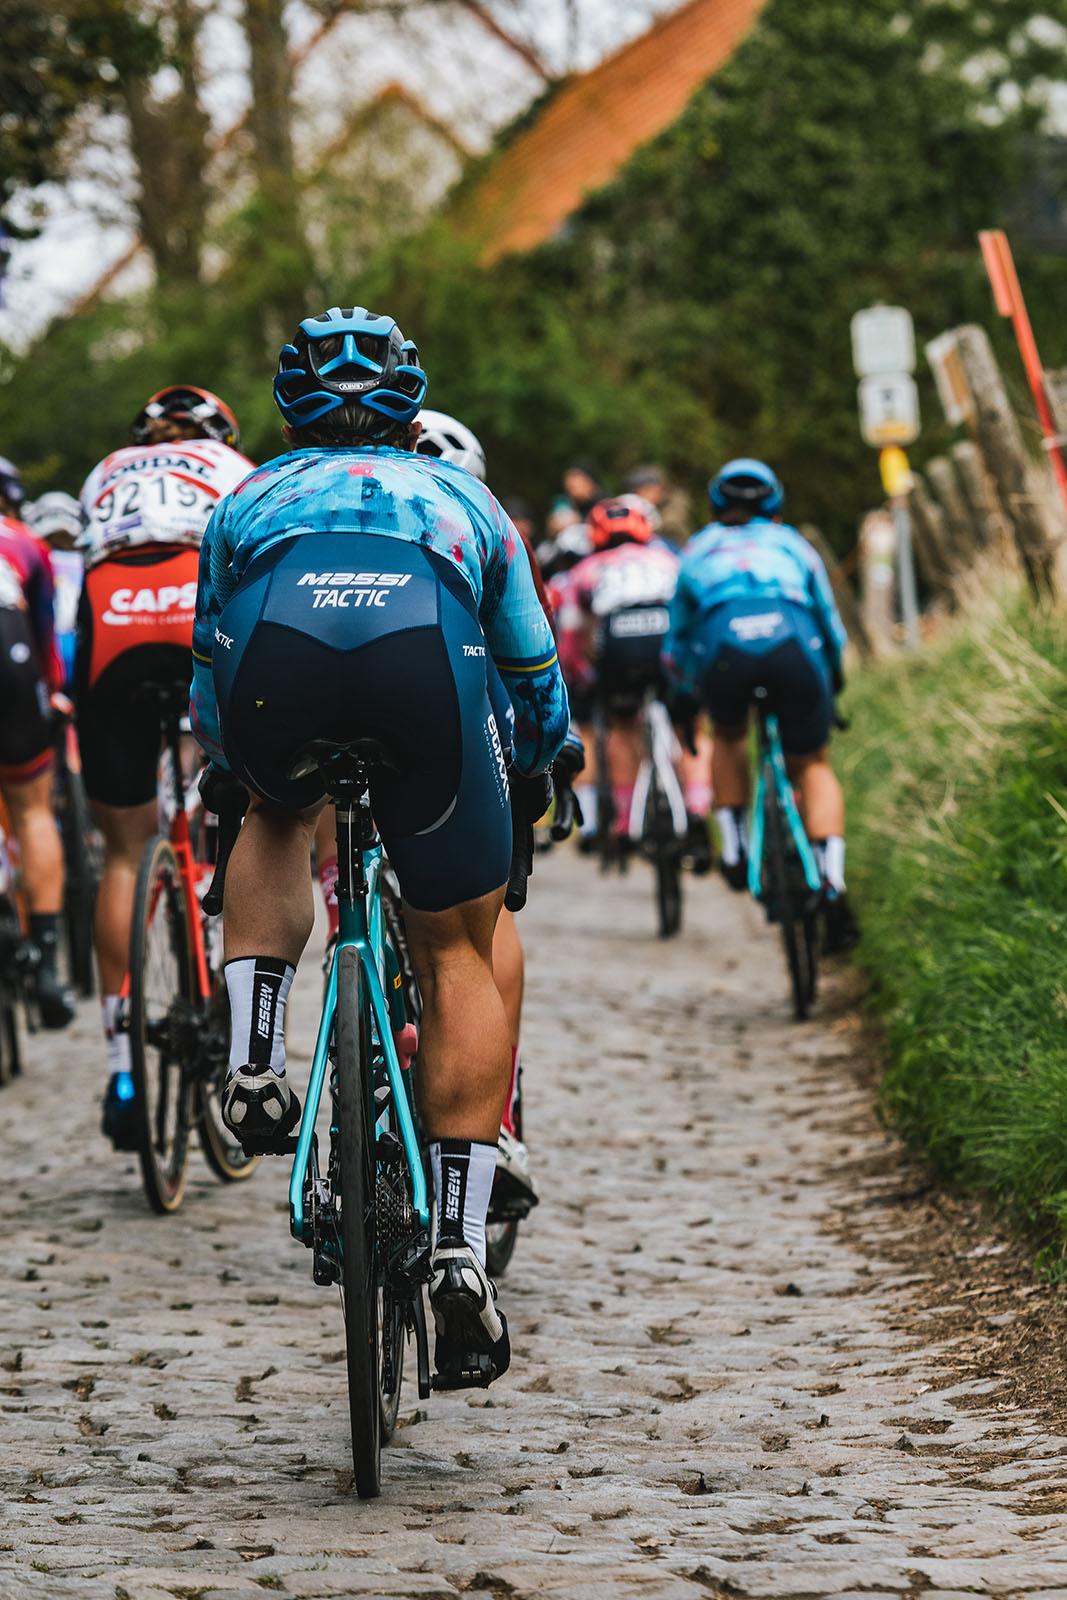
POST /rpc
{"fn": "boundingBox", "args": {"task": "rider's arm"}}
[190,506,236,770]
[661,556,700,692]
[479,503,571,776]
[24,533,64,693]
[802,544,848,688]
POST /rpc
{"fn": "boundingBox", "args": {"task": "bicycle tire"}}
[129,836,195,1213]
[648,773,683,940]
[336,944,382,1499]
[194,961,260,1184]
[58,758,99,997]
[762,777,815,1021]
[0,978,20,1085]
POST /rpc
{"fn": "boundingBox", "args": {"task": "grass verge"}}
[838,589,1067,1262]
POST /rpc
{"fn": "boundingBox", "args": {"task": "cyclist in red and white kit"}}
[76,387,253,1148]
[0,459,75,1027]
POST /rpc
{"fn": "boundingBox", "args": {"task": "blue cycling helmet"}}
[274,307,428,437]
[708,457,784,516]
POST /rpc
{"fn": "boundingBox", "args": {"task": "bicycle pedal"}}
[238,1132,300,1157]
[430,1352,496,1391]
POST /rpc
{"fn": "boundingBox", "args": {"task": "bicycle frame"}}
[628,694,688,841]
[288,796,429,1247]
[746,709,822,899]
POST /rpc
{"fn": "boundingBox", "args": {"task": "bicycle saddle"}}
[286,736,400,785]
[135,678,191,718]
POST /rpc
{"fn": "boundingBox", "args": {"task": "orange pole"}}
[979,228,1067,521]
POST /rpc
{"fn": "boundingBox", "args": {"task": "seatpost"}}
[332,763,373,908]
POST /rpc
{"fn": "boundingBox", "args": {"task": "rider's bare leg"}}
[784,749,844,841]
[405,886,510,1145]
[608,715,642,834]
[91,798,160,994]
[3,769,63,914]
[223,795,323,965]
[710,723,749,809]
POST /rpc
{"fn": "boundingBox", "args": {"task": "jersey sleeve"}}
[190,503,238,768]
[662,555,701,691]
[24,534,63,692]
[801,541,848,681]
[477,496,570,775]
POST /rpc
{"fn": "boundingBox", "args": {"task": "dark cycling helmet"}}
[130,386,241,449]
[588,496,654,551]
[0,456,24,510]
[274,306,427,436]
[708,457,784,516]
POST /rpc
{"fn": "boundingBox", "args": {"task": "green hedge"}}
[839,590,1067,1258]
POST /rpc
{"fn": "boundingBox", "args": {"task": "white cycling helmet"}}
[23,490,83,542]
[415,408,486,481]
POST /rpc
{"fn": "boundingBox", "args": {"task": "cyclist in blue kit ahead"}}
[663,457,858,949]
[191,306,570,1387]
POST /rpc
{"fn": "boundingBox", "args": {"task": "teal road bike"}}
[747,687,823,1021]
[211,737,432,1499]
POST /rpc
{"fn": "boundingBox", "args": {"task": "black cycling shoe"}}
[823,891,860,953]
[102,1070,139,1152]
[34,964,76,1029]
[430,1242,511,1390]
[720,853,748,893]
[222,1068,302,1153]
[684,812,713,876]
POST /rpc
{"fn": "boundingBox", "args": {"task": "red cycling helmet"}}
[587,496,654,551]
[130,385,241,449]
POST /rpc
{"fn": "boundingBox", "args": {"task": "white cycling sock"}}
[102,994,130,1076]
[814,836,847,893]
[430,1138,497,1268]
[716,806,748,866]
[575,782,597,836]
[225,957,295,1076]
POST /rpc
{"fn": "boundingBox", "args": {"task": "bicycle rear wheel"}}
[0,979,20,1085]
[762,780,815,1021]
[129,837,195,1212]
[647,773,683,940]
[56,752,100,997]
[336,944,381,1498]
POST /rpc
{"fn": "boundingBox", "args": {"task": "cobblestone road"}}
[2,850,1066,1600]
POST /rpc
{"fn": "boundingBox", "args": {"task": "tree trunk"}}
[122,0,209,284]
[242,0,312,333]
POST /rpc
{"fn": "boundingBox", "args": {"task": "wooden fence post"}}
[859,510,897,655]
[953,324,1061,598]
[950,439,1015,566]
[907,475,955,597]
[925,455,977,567]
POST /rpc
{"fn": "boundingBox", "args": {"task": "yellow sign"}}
[879,446,913,499]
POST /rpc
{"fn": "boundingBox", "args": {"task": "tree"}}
[0,0,160,229]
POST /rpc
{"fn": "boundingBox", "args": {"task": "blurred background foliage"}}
[1,0,1065,551]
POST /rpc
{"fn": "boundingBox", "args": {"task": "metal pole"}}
[893,497,920,650]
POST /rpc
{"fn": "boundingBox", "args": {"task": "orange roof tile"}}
[458,0,768,261]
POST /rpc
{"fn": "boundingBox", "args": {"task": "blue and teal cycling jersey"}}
[191,445,569,776]
[663,517,847,692]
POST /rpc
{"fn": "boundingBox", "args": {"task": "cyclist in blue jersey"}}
[663,459,857,949]
[191,307,570,1388]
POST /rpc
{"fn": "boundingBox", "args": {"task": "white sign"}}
[858,373,920,447]
[851,305,916,377]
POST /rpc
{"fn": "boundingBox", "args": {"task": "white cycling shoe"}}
[490,1128,540,1219]
[430,1242,510,1389]
[222,1067,301,1152]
